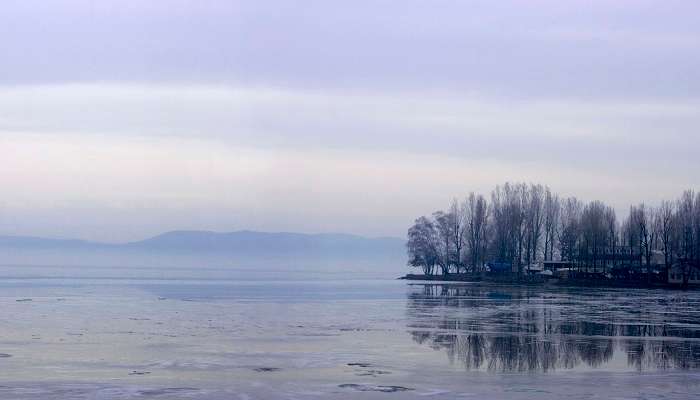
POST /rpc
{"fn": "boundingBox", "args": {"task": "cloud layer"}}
[0,1,698,241]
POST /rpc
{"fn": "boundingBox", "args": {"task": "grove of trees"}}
[407,183,700,282]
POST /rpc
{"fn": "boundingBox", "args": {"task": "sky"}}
[0,0,699,242]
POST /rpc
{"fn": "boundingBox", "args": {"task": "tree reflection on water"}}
[406,284,700,372]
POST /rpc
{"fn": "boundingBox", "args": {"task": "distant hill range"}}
[0,230,406,260]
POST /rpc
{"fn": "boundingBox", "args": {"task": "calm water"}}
[1,268,700,399]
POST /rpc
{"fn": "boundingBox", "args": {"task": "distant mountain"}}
[0,235,102,249]
[0,230,406,259]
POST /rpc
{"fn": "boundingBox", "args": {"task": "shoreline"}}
[398,273,698,290]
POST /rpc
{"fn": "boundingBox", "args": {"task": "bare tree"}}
[580,201,607,273]
[629,204,654,282]
[433,211,453,277]
[694,192,700,267]
[525,184,545,269]
[604,206,618,270]
[677,191,696,262]
[621,208,641,271]
[490,185,508,264]
[465,193,489,272]
[674,191,697,287]
[643,206,655,271]
[558,197,582,263]
[449,199,467,273]
[515,184,529,277]
[542,188,560,261]
[407,216,439,276]
[656,200,675,274]
[492,183,528,276]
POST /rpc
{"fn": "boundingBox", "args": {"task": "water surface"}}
[0,268,699,399]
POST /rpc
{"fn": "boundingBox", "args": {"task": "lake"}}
[0,267,699,399]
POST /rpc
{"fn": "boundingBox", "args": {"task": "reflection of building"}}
[555,268,574,280]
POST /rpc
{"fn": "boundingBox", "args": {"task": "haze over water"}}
[1,263,699,399]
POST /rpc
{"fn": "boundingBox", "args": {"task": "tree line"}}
[407,183,700,279]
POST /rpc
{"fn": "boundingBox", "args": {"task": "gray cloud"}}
[0,1,698,241]
[1,84,697,174]
[1,1,699,97]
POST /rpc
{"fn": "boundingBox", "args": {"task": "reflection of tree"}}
[406,284,700,372]
[624,339,700,370]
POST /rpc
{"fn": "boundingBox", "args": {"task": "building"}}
[542,260,573,272]
[486,262,512,274]
[571,245,643,274]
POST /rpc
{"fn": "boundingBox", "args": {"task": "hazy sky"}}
[1,0,699,242]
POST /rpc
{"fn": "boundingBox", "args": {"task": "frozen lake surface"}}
[1,267,700,399]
